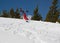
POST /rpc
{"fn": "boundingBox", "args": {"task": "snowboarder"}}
[20,8,29,22]
[23,13,29,22]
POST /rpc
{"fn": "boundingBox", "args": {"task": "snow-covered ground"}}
[0,17,60,43]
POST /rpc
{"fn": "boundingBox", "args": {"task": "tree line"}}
[0,0,60,23]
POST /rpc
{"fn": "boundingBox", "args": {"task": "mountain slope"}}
[0,17,60,43]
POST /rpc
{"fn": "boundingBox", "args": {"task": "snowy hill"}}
[0,17,60,43]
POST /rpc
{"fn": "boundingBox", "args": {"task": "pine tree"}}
[10,8,15,18]
[1,10,9,17]
[57,19,60,23]
[57,9,60,23]
[45,0,59,23]
[31,6,42,21]
[0,11,1,17]
[15,8,20,19]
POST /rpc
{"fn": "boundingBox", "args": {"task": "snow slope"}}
[0,17,60,43]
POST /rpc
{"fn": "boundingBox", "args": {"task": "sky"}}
[0,0,60,20]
